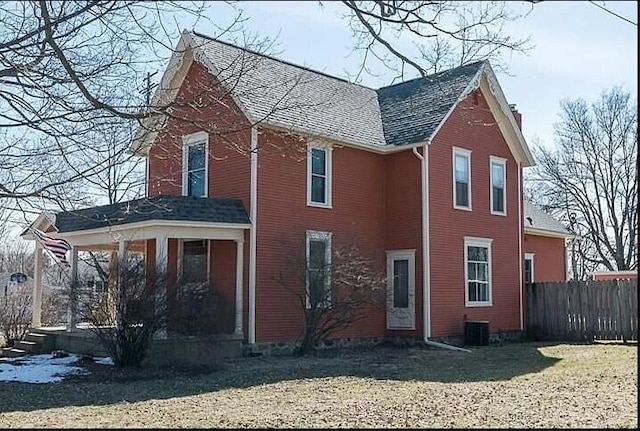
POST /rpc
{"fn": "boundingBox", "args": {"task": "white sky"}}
[191,0,638,151]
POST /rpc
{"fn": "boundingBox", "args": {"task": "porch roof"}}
[55,195,250,233]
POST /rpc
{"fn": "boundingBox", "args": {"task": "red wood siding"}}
[429,89,522,338]
[254,128,387,342]
[523,234,567,282]
[147,61,251,213]
[384,149,423,338]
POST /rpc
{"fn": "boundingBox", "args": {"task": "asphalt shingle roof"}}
[189,32,485,148]
[376,61,485,146]
[191,32,387,147]
[55,196,250,233]
[523,201,570,236]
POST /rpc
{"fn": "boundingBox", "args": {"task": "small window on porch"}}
[182,240,209,285]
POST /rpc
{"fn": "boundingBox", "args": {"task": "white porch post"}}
[234,239,244,336]
[116,239,128,334]
[31,242,43,328]
[155,236,168,338]
[67,245,79,332]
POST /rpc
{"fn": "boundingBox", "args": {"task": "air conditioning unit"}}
[464,320,489,346]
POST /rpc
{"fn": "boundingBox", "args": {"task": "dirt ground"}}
[0,341,637,428]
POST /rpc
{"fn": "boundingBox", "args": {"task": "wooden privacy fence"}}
[526,279,638,342]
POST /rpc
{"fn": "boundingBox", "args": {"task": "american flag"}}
[33,228,72,266]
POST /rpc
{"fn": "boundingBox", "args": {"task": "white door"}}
[386,250,416,330]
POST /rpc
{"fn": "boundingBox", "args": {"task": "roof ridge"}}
[377,60,486,92]
[191,31,375,91]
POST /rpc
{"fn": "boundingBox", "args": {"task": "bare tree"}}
[277,242,386,355]
[337,1,532,82]
[528,87,638,277]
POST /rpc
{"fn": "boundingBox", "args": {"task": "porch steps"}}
[0,347,27,358]
[0,330,55,359]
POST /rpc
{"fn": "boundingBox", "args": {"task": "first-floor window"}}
[524,253,535,284]
[465,237,492,306]
[182,240,209,285]
[306,231,332,308]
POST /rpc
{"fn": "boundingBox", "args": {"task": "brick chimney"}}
[509,104,522,130]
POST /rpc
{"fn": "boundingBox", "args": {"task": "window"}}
[307,145,332,207]
[306,231,332,308]
[181,240,209,285]
[490,156,507,215]
[453,147,472,210]
[393,259,410,308]
[182,132,208,197]
[464,237,493,306]
[524,253,535,284]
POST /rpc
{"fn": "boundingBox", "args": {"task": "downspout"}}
[412,145,470,353]
[248,127,258,344]
[517,161,524,331]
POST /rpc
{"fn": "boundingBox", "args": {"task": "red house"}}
[22,31,570,354]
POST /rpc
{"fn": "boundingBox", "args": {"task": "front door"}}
[386,250,416,330]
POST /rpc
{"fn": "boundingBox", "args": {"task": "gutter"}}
[412,145,471,353]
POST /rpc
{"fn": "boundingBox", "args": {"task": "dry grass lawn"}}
[0,341,637,428]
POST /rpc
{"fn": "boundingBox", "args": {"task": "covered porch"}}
[20,195,251,363]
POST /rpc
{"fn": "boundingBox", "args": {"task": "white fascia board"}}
[524,227,573,239]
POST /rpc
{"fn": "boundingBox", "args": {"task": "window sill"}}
[465,302,493,308]
[490,211,507,217]
[454,205,473,212]
[307,202,333,209]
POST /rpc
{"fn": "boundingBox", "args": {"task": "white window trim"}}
[305,230,332,309]
[452,147,472,211]
[177,238,211,287]
[182,131,209,197]
[307,144,333,208]
[524,252,535,284]
[490,156,507,216]
[464,236,493,307]
[386,249,416,329]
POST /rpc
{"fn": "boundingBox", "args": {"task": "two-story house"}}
[22,31,568,353]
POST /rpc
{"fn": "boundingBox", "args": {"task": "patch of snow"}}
[94,356,114,366]
[0,353,89,384]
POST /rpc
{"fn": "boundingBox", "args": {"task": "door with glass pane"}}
[386,250,416,330]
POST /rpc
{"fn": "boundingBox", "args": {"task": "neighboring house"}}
[591,271,638,281]
[22,30,565,349]
[522,201,572,283]
[1,272,32,296]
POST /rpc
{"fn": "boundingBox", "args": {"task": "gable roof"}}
[190,32,387,148]
[523,201,571,238]
[137,30,533,164]
[53,195,250,233]
[376,61,485,146]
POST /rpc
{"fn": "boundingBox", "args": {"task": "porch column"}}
[116,240,128,334]
[155,235,168,338]
[31,242,43,328]
[66,245,79,332]
[234,239,244,336]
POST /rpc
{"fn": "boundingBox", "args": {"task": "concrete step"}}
[14,340,42,354]
[1,347,27,358]
[24,332,55,352]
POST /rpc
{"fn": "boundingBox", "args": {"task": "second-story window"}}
[182,132,208,197]
[490,156,507,215]
[453,147,472,210]
[308,145,332,207]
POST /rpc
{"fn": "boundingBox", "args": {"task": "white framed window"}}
[307,144,332,207]
[453,147,472,210]
[524,253,535,284]
[182,131,209,197]
[306,230,332,308]
[464,237,493,307]
[177,239,210,290]
[490,156,507,215]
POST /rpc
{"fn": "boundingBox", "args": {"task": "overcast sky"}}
[192,1,637,151]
